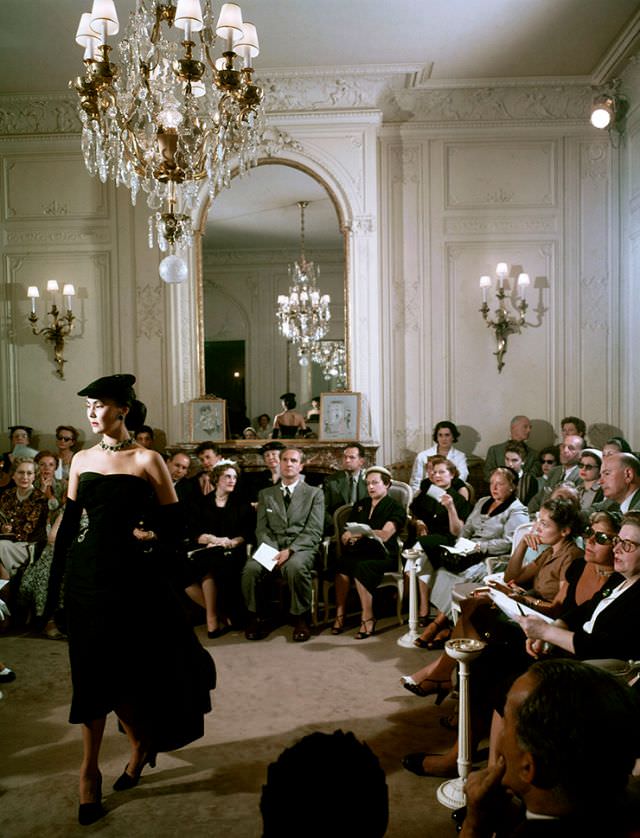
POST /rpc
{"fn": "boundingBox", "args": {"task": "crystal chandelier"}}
[276,201,331,366]
[311,340,346,387]
[72,0,265,282]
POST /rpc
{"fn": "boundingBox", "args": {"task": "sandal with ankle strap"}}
[414,619,448,648]
[331,615,345,635]
[354,618,376,640]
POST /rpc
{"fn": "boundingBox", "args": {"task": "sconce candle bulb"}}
[479,262,530,373]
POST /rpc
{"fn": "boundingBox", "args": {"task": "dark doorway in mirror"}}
[204,340,248,438]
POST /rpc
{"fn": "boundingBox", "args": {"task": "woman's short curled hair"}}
[589,509,621,533]
[55,424,78,444]
[541,496,581,536]
[280,392,297,410]
[428,455,459,480]
[35,450,60,468]
[432,420,460,444]
[490,467,518,491]
[211,462,240,488]
[365,466,392,487]
[10,456,37,477]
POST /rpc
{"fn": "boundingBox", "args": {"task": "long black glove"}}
[43,497,82,621]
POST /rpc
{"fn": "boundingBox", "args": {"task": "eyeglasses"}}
[583,527,615,546]
[612,535,640,553]
[56,435,73,442]
[541,458,555,465]
[579,462,598,470]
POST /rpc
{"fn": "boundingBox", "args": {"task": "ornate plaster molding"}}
[202,247,344,266]
[4,227,111,245]
[136,283,164,340]
[0,94,80,136]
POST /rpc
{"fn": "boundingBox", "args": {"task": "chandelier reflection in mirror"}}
[311,340,346,388]
[276,201,331,367]
[72,0,265,282]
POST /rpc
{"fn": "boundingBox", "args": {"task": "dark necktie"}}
[283,487,291,508]
[350,476,357,504]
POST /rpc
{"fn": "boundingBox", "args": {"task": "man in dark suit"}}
[323,442,368,534]
[242,446,324,642]
[528,434,584,513]
[599,452,640,512]
[484,415,540,480]
[459,660,640,837]
[166,450,191,487]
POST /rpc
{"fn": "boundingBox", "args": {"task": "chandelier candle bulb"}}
[517,272,530,299]
[479,274,492,304]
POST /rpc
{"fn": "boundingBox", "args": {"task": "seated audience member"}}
[603,435,634,456]
[248,441,285,503]
[560,414,586,440]
[0,458,48,581]
[407,456,472,625]
[18,506,66,636]
[401,510,622,779]
[166,450,191,487]
[255,413,271,439]
[261,730,388,838]
[483,415,539,481]
[181,441,223,505]
[459,660,640,838]
[272,393,306,439]
[504,441,538,506]
[0,425,36,489]
[323,443,368,534]
[34,450,67,516]
[410,420,468,492]
[184,463,252,637]
[242,426,258,439]
[53,425,78,481]
[528,434,584,513]
[576,447,603,510]
[242,447,323,643]
[414,468,528,649]
[599,452,640,512]
[134,424,155,449]
[536,445,558,492]
[333,466,406,639]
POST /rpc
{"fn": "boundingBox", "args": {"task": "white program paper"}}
[442,536,478,555]
[488,589,555,623]
[426,484,446,501]
[253,542,279,571]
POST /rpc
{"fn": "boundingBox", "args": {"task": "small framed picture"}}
[190,397,226,442]
[319,392,361,441]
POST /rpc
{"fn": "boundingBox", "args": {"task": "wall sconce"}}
[590,82,628,134]
[479,263,530,373]
[27,280,76,379]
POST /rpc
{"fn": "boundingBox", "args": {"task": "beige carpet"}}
[0,618,463,837]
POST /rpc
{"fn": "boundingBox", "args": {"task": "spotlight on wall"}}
[590,84,628,133]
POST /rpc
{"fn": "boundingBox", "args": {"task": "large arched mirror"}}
[199,162,347,438]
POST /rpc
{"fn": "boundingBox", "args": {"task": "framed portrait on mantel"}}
[319,392,361,441]
[190,397,226,442]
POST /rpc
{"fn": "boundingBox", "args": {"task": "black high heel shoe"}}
[400,675,452,703]
[112,753,157,791]
[78,773,105,826]
[354,618,376,640]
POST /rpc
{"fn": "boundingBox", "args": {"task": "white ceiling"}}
[3,0,639,251]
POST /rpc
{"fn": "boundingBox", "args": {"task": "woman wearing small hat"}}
[272,393,306,439]
[46,374,216,826]
[577,448,604,510]
[333,466,406,639]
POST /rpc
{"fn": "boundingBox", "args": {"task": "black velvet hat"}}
[77,374,137,404]
[261,441,285,454]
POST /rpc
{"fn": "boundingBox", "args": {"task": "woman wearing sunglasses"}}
[54,425,78,481]
[519,511,640,661]
[576,447,604,510]
[401,510,625,779]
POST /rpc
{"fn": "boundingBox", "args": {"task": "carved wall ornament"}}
[42,200,69,216]
[136,283,164,340]
[0,94,80,137]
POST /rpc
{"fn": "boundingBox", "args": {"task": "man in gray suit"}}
[242,446,324,643]
[528,434,584,513]
[599,453,640,512]
[323,443,368,534]
[484,415,540,480]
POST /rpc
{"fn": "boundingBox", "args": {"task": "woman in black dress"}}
[185,462,253,637]
[47,374,216,826]
[333,466,406,639]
